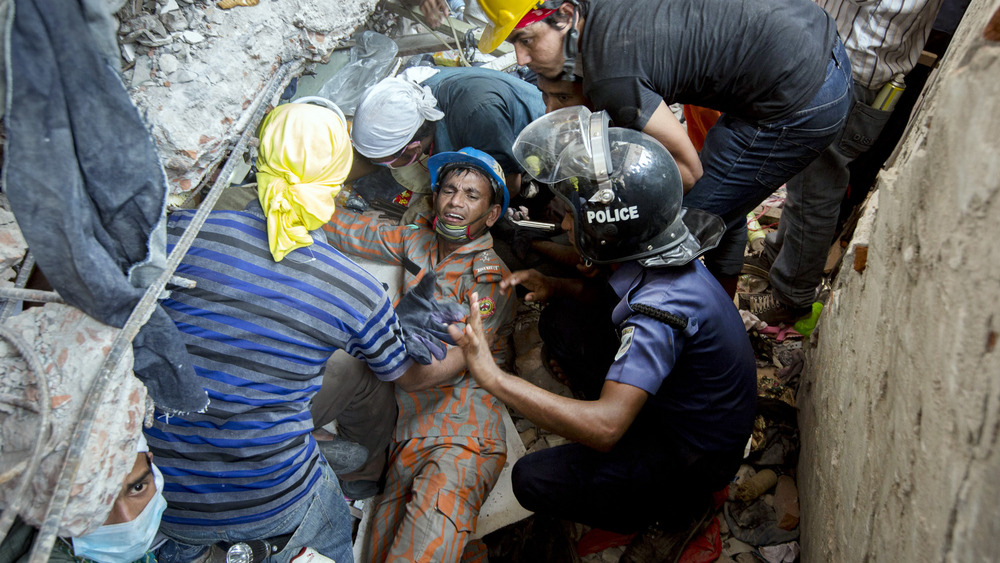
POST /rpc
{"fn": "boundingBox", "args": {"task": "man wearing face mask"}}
[322,148,515,562]
[349,66,544,207]
[1,435,167,563]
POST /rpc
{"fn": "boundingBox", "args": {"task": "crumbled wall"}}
[124,0,376,193]
[0,194,27,279]
[0,304,147,537]
[798,0,1000,559]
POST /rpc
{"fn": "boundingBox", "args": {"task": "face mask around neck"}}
[433,206,494,245]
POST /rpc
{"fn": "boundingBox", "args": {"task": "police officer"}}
[449,107,757,534]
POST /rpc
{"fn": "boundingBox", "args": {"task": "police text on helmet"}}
[586,206,640,224]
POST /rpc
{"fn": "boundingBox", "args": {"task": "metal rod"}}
[168,276,197,289]
[0,287,63,305]
[0,326,53,542]
[27,61,297,563]
[0,252,36,322]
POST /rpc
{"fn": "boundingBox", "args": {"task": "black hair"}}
[437,163,502,207]
[542,0,588,27]
[412,119,437,144]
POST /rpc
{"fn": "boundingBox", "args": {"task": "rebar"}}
[0,252,36,323]
[0,287,63,305]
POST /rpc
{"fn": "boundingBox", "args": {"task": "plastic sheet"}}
[317,31,398,116]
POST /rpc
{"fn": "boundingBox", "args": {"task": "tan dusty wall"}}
[797,1,1000,560]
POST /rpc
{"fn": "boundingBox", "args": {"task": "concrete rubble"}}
[0,304,148,537]
[0,194,27,285]
[118,0,377,194]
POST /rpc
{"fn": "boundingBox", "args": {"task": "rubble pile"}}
[117,0,377,194]
[0,195,27,285]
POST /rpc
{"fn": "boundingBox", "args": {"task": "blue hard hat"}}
[428,147,509,216]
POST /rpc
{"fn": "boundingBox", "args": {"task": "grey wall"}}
[798,0,1000,560]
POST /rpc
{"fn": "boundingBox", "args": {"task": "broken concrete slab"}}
[123,0,377,193]
[0,195,27,273]
[0,304,147,537]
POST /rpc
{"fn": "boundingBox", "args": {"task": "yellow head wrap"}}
[256,102,352,261]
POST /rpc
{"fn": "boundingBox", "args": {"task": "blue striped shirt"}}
[146,203,412,531]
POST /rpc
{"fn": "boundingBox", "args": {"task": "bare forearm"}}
[395,347,465,391]
[642,101,703,192]
[479,365,622,451]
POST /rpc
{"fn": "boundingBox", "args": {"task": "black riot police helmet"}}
[514,107,723,266]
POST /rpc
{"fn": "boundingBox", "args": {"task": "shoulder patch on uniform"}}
[615,326,635,361]
[473,250,505,282]
[478,296,496,319]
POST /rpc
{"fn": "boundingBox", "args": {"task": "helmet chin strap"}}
[560,3,580,80]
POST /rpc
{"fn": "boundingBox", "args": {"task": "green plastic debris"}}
[793,302,823,338]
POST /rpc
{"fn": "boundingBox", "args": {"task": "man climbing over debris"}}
[449,110,757,549]
[323,147,515,562]
[144,102,459,563]
[476,0,853,296]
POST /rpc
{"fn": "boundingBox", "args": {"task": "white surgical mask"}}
[71,463,167,563]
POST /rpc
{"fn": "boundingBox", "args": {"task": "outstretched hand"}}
[420,0,450,28]
[500,269,552,303]
[447,292,502,388]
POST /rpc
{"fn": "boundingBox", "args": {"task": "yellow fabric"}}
[257,103,352,261]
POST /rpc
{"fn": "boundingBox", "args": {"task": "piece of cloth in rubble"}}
[723,498,799,547]
[350,77,444,158]
[3,0,207,414]
[256,103,352,262]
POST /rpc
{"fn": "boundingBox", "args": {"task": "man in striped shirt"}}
[323,148,515,562]
[147,103,454,563]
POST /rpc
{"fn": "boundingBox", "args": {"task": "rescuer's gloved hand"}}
[395,271,466,364]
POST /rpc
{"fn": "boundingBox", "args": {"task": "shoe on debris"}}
[619,504,714,563]
[741,253,773,281]
[738,291,812,326]
[316,436,368,475]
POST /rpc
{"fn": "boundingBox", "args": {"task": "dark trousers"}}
[537,294,619,400]
[511,423,742,534]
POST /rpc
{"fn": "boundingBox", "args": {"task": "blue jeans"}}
[765,83,892,307]
[156,461,353,563]
[683,37,854,277]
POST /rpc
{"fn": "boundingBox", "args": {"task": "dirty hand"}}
[500,268,552,303]
[396,271,466,365]
[420,0,450,27]
[505,205,530,221]
[447,292,501,387]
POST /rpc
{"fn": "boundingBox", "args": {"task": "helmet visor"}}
[513,107,612,185]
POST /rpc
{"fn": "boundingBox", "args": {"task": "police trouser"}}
[511,422,743,534]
